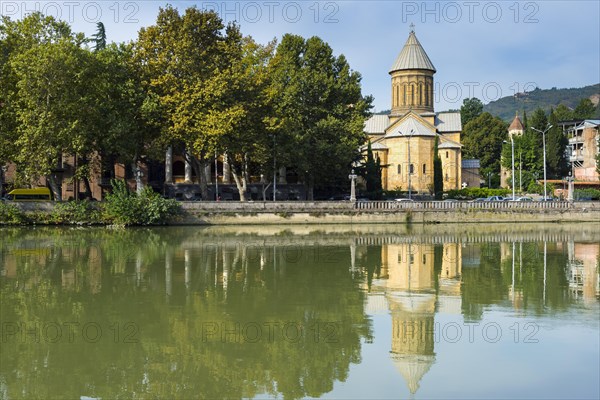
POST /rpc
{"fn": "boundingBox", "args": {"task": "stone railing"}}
[7,200,600,213]
[354,200,600,211]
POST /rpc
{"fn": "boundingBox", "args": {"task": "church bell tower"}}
[389,25,436,117]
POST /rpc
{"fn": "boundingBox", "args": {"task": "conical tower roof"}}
[391,354,436,395]
[390,28,436,74]
[509,114,524,132]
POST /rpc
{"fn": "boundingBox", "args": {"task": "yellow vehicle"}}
[6,188,53,201]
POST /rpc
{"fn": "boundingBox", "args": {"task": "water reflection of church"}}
[367,242,462,395]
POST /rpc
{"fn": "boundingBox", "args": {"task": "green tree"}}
[9,28,93,199]
[460,97,483,127]
[0,14,76,196]
[266,34,373,199]
[462,112,507,173]
[362,141,382,199]
[573,98,595,119]
[91,22,106,52]
[94,43,163,194]
[546,108,569,178]
[553,104,573,121]
[135,6,238,200]
[218,36,275,201]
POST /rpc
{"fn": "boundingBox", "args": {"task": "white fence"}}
[354,201,600,211]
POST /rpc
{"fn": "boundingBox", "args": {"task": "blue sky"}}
[3,1,599,112]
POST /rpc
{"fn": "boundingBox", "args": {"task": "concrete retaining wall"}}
[6,200,600,225]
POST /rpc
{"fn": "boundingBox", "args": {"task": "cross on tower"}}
[409,23,415,33]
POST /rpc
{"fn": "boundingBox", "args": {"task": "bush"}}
[51,200,100,224]
[574,189,600,201]
[102,180,180,226]
[0,202,25,224]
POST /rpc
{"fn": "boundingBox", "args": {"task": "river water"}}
[0,224,598,399]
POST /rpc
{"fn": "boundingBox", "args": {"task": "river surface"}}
[0,224,599,399]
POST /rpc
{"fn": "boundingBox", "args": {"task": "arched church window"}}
[419,83,423,105]
[409,164,414,174]
[403,84,407,105]
[422,164,426,174]
[397,164,401,175]
[446,151,449,159]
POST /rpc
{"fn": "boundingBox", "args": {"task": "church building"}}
[364,27,463,193]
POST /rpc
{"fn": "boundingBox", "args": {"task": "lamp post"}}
[407,129,414,199]
[273,134,277,202]
[532,124,553,200]
[504,138,515,200]
[348,169,357,202]
[214,150,219,201]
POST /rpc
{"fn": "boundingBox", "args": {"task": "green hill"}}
[483,84,600,121]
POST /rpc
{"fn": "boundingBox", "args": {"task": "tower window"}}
[397,164,401,174]
[409,164,414,174]
[422,164,426,174]
[446,151,449,159]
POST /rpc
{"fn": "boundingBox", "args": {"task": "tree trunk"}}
[82,176,93,200]
[47,174,62,201]
[133,154,143,194]
[230,153,248,202]
[80,156,93,200]
[190,155,209,201]
[305,175,314,200]
[262,182,272,201]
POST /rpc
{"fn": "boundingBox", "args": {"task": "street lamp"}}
[531,124,553,200]
[504,138,515,200]
[407,129,414,200]
[348,169,357,202]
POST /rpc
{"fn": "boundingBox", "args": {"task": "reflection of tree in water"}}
[460,241,574,320]
[0,228,372,399]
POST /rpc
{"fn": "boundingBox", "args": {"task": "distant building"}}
[501,113,525,189]
[461,159,481,188]
[562,119,600,182]
[364,27,463,194]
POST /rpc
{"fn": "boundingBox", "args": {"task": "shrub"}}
[51,200,100,224]
[0,202,25,224]
[102,180,180,226]
[574,189,600,201]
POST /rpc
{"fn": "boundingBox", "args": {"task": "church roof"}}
[438,140,461,149]
[462,159,480,168]
[360,141,388,151]
[365,114,390,134]
[509,115,524,132]
[385,117,436,138]
[435,112,462,132]
[391,354,436,395]
[390,30,436,74]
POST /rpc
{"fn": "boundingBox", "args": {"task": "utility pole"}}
[532,124,553,200]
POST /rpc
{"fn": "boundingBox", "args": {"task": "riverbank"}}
[2,200,599,225]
